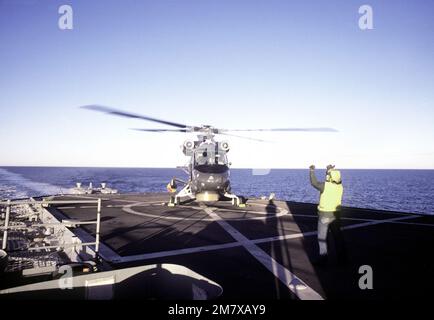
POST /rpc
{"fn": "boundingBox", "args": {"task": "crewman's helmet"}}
[327,169,342,184]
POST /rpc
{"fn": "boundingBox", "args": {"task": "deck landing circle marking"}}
[122,201,288,221]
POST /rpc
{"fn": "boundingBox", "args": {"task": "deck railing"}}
[0,198,102,258]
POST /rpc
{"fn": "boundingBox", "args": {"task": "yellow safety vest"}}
[166,183,176,193]
[318,181,343,212]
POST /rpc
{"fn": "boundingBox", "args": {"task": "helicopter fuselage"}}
[191,165,230,194]
[183,138,232,199]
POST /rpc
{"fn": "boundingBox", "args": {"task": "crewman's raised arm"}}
[309,166,325,192]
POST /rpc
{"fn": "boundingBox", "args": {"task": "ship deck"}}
[46,193,434,300]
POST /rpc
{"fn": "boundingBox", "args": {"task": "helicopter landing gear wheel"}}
[224,192,246,208]
[168,183,194,207]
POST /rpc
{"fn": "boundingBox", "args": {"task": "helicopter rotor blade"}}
[217,132,267,142]
[81,105,189,129]
[219,127,338,132]
[131,128,188,132]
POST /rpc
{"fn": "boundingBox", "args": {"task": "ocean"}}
[0,167,433,215]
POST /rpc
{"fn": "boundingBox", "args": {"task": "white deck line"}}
[118,242,243,262]
[340,215,417,230]
[122,203,288,221]
[278,213,434,227]
[116,214,419,264]
[253,215,417,245]
[57,204,125,209]
[118,200,431,225]
[370,220,434,228]
[200,204,323,300]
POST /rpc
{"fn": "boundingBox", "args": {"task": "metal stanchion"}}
[95,198,101,260]
[2,200,11,250]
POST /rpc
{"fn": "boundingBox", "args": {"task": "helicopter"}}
[81,105,337,207]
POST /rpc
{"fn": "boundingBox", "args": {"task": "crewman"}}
[167,179,177,206]
[166,179,177,193]
[309,164,347,265]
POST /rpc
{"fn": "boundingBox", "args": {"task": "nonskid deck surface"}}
[47,193,434,300]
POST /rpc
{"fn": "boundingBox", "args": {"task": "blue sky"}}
[0,0,433,168]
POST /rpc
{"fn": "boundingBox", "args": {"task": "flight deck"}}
[27,192,434,300]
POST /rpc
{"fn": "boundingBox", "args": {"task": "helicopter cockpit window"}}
[195,150,209,165]
[194,143,228,166]
[216,150,228,165]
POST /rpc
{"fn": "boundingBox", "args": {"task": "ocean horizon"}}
[1,166,433,215]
